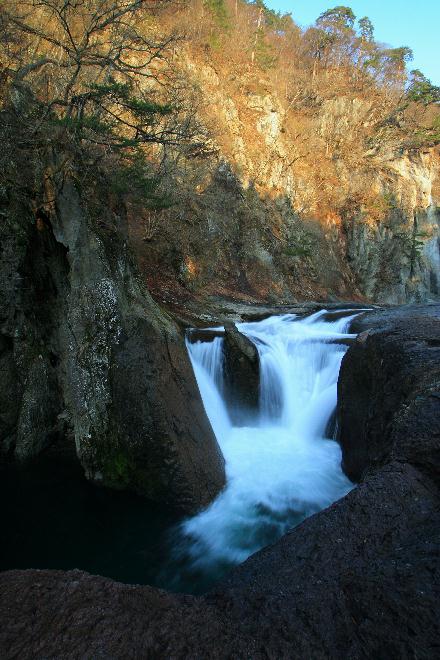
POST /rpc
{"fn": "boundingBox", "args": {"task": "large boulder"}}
[349,302,440,333]
[222,321,260,423]
[0,176,225,513]
[338,304,440,481]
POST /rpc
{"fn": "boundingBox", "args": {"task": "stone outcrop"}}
[0,174,225,513]
[343,202,440,304]
[2,306,439,658]
[131,48,440,307]
[338,304,440,481]
[222,322,260,423]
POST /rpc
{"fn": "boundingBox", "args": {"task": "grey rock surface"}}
[0,178,225,513]
[340,304,440,481]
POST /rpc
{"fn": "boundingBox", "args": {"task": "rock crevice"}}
[0,176,225,513]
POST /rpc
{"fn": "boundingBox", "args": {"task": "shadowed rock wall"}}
[0,174,225,513]
[338,304,440,481]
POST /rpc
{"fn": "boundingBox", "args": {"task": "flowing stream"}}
[178,310,358,581]
[0,308,363,594]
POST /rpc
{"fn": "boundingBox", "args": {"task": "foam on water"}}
[180,310,358,574]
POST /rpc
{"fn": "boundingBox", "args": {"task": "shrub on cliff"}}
[0,0,207,211]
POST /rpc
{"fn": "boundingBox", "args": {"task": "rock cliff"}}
[131,43,440,307]
[0,128,225,512]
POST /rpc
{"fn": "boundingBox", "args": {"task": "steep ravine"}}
[1,98,439,660]
[2,2,440,654]
[131,51,440,306]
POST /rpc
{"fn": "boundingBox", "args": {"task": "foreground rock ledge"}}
[1,305,440,658]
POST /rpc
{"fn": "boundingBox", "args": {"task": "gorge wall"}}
[1,0,439,502]
[0,107,225,508]
[1,4,439,652]
[130,38,440,307]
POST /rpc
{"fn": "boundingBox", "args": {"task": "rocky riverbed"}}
[1,304,439,659]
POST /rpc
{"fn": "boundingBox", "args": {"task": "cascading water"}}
[175,310,358,583]
[1,308,362,593]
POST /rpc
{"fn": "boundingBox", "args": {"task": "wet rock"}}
[339,304,440,481]
[170,297,377,330]
[222,322,260,423]
[186,328,225,343]
[349,302,440,334]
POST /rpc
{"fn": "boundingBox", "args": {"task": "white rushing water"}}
[181,310,358,575]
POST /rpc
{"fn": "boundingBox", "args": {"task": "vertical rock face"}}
[222,322,260,424]
[337,305,440,482]
[0,195,68,462]
[132,55,440,305]
[342,149,440,304]
[0,178,225,513]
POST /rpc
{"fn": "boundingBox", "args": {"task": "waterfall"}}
[179,310,359,577]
